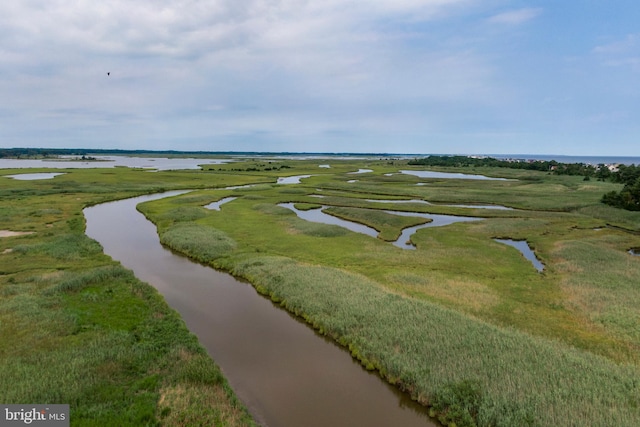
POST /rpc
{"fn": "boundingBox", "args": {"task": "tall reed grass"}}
[230,255,640,426]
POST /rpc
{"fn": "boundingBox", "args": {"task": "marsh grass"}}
[160,223,237,263]
[554,238,640,346]
[161,206,208,222]
[134,162,640,425]
[230,255,640,426]
[0,167,256,426]
[289,219,351,238]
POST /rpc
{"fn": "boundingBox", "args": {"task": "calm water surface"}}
[0,156,230,170]
[204,196,238,211]
[280,203,482,250]
[4,172,64,180]
[494,239,544,272]
[277,175,313,184]
[84,192,435,427]
[400,170,508,180]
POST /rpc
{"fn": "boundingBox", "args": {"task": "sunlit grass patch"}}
[386,272,500,311]
[160,223,237,263]
[554,238,640,349]
[14,233,104,261]
[169,194,216,205]
[252,203,291,215]
[158,383,252,427]
[286,217,350,238]
[161,206,208,222]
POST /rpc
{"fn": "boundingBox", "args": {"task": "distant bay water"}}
[0,153,638,170]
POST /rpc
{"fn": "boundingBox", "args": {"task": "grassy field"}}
[3,158,640,426]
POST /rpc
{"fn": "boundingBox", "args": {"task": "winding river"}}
[84,192,435,427]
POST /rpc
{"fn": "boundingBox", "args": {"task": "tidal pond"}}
[277,175,313,184]
[279,203,379,237]
[494,239,544,272]
[348,169,373,174]
[388,211,482,249]
[400,170,508,180]
[280,203,482,250]
[84,192,435,427]
[4,172,64,180]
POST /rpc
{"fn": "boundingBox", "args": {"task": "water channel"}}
[279,203,482,250]
[84,192,436,427]
[494,239,545,272]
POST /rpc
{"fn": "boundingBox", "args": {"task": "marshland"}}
[1,154,640,426]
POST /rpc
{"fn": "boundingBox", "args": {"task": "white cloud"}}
[487,8,542,26]
[593,34,639,54]
[593,34,640,71]
[0,0,470,59]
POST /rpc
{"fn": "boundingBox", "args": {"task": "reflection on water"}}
[0,156,231,170]
[495,239,544,272]
[279,203,378,237]
[629,248,640,256]
[388,211,482,249]
[204,197,237,211]
[280,203,482,250]
[400,170,508,180]
[277,175,313,184]
[4,173,64,180]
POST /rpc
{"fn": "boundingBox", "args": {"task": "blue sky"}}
[1,1,638,155]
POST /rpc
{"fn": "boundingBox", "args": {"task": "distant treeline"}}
[408,155,608,177]
[409,155,640,211]
[601,165,640,211]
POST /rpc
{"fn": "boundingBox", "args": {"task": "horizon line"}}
[2,147,639,159]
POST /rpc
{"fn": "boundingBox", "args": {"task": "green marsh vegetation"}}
[0,167,258,426]
[3,157,640,426]
[142,158,640,426]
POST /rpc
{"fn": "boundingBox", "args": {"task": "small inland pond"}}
[84,192,436,427]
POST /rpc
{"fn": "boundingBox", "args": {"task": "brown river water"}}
[84,191,436,427]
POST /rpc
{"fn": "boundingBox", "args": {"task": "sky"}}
[1,1,639,155]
